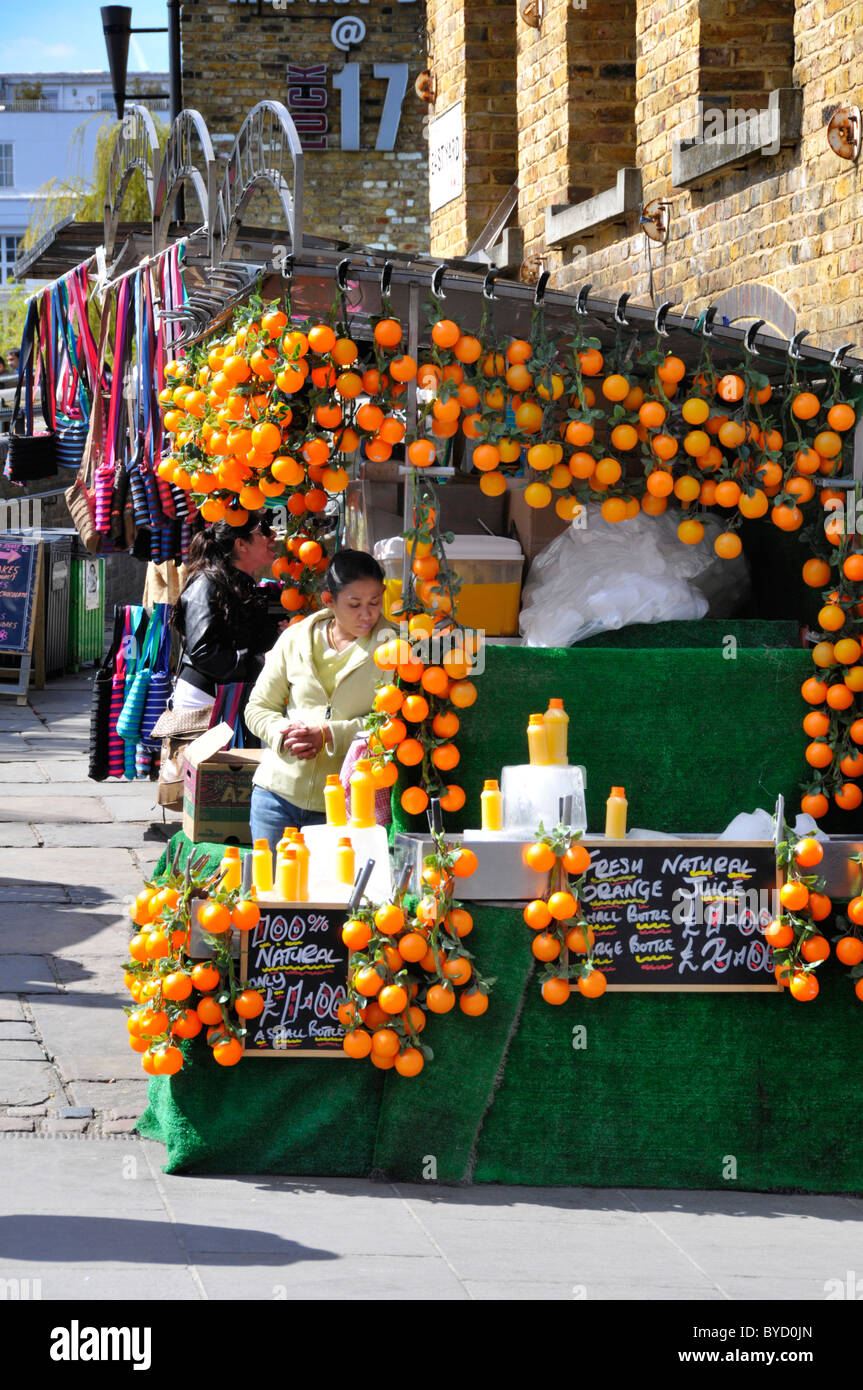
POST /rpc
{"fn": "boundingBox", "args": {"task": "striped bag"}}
[116,605,165,744]
[88,606,126,781]
[139,608,173,750]
[107,609,140,778]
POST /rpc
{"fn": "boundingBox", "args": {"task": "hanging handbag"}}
[55,413,89,471]
[88,605,126,781]
[95,278,132,534]
[65,305,111,554]
[5,298,57,483]
[139,612,174,749]
[116,605,164,744]
[64,404,103,554]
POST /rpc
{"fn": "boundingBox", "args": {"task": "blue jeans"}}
[250,785,326,857]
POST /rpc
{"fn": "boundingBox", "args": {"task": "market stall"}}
[24,99,863,1188]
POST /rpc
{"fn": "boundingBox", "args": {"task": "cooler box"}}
[182,722,262,846]
[374,534,524,636]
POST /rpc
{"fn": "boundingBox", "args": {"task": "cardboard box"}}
[505,485,570,566]
[182,722,262,847]
[437,472,508,536]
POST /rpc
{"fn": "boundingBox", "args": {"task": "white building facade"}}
[0,71,168,291]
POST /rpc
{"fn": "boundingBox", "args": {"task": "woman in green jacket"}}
[245,548,389,852]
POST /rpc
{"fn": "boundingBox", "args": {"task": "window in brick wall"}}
[698,0,795,112]
[565,1,637,207]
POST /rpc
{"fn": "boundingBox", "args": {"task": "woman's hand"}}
[280,723,325,759]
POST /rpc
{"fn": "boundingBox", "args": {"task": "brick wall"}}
[699,0,795,109]
[428,0,863,344]
[428,0,517,256]
[517,0,638,279]
[181,0,430,253]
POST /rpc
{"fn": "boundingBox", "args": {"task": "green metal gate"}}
[68,554,105,670]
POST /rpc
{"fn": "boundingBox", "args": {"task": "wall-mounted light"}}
[519,0,543,29]
[640,198,670,245]
[827,106,861,161]
[415,69,436,104]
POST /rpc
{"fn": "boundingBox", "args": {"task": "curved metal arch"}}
[104,104,161,259]
[153,109,217,259]
[217,101,304,263]
[709,284,798,339]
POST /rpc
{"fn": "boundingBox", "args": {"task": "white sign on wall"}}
[429,102,463,213]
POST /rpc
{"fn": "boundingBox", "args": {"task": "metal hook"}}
[336,258,352,292]
[575,283,592,315]
[654,300,675,336]
[614,292,631,326]
[482,270,497,301]
[380,260,393,298]
[431,263,447,300]
[700,304,718,338]
[744,319,766,356]
[788,329,810,361]
[534,270,550,306]
[830,342,854,369]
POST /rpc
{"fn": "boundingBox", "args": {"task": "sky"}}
[3,0,170,74]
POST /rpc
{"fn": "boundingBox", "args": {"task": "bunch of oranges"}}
[157,305,404,525]
[369,617,480,818]
[521,832,606,1003]
[339,836,491,1075]
[768,834,837,1002]
[124,868,264,1073]
[800,547,863,817]
[270,529,329,623]
[367,490,481,815]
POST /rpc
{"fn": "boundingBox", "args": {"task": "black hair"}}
[174,516,271,636]
[324,548,385,599]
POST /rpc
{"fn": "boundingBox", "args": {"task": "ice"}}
[500,764,587,833]
[301,823,393,902]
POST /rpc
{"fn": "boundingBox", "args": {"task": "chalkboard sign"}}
[240,902,350,1056]
[0,538,41,654]
[577,840,780,991]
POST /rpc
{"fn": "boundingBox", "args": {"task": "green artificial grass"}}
[392,645,811,837]
[471,932,863,1193]
[576,619,800,649]
[370,904,534,1182]
[137,1045,386,1176]
[137,890,863,1191]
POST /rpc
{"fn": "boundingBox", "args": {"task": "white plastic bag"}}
[518,504,749,647]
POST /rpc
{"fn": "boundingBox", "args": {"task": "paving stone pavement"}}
[0,669,177,1136]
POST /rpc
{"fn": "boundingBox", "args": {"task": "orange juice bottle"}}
[324,774,347,826]
[252,838,273,894]
[219,845,242,892]
[349,758,376,829]
[335,837,355,885]
[481,779,503,831]
[527,714,549,766]
[275,846,300,900]
[294,833,310,902]
[544,698,569,765]
[605,787,628,839]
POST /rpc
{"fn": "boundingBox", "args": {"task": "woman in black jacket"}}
[171,516,281,720]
